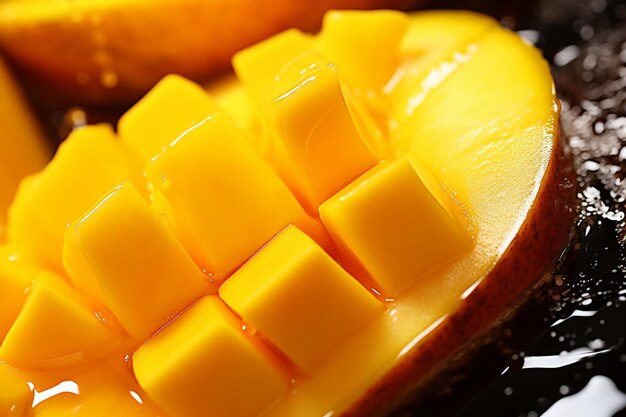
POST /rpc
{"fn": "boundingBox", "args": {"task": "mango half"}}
[0,10,573,417]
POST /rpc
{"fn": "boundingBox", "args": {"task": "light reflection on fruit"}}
[0,4,596,416]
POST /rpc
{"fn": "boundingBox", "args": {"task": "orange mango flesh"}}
[0,0,421,106]
[219,225,382,373]
[7,125,148,273]
[0,363,33,416]
[0,56,50,241]
[63,182,209,341]
[133,297,291,417]
[0,278,118,370]
[0,10,561,417]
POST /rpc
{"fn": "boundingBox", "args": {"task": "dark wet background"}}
[411,0,626,416]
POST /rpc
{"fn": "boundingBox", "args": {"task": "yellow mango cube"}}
[133,296,289,417]
[145,112,316,279]
[389,11,497,116]
[0,279,118,369]
[0,364,32,417]
[320,158,471,296]
[7,125,147,272]
[233,28,315,106]
[220,225,381,373]
[316,10,409,92]
[118,74,217,161]
[63,182,208,341]
[265,65,377,212]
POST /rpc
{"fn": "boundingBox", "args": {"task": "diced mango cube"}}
[133,296,289,417]
[7,125,147,272]
[0,364,32,417]
[265,65,377,212]
[233,29,315,106]
[389,11,497,114]
[0,247,36,343]
[316,10,409,92]
[145,112,316,279]
[0,279,118,369]
[319,158,471,296]
[63,182,208,341]
[118,75,217,161]
[220,225,381,373]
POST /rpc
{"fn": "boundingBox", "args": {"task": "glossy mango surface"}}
[0,10,569,417]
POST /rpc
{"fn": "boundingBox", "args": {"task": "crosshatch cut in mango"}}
[118,74,217,162]
[220,225,382,373]
[0,279,118,369]
[320,158,472,296]
[145,111,320,279]
[7,124,147,273]
[233,28,315,107]
[133,296,290,417]
[63,182,209,341]
[0,8,570,417]
[265,64,377,212]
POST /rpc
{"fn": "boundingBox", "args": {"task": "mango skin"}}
[343,129,576,416]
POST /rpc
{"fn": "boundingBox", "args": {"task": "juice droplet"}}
[100,70,118,89]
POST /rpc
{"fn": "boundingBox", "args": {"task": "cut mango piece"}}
[0,56,50,241]
[146,112,316,278]
[64,182,208,341]
[233,29,315,107]
[314,10,410,157]
[133,296,290,417]
[316,10,409,93]
[118,75,217,161]
[7,125,147,272]
[0,364,32,417]
[220,225,381,373]
[265,64,377,212]
[0,0,414,105]
[209,74,260,138]
[0,279,117,369]
[320,158,471,296]
[0,248,37,343]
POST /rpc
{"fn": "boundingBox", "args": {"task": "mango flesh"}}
[0,10,571,417]
[0,56,50,240]
[0,0,421,106]
[0,364,32,417]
